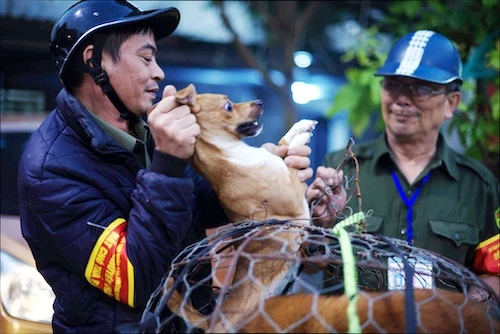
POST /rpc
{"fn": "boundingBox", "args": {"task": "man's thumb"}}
[162,85,177,98]
[262,142,288,158]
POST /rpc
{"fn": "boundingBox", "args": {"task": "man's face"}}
[101,30,164,116]
[380,76,458,141]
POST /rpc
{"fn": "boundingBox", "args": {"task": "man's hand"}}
[147,85,200,159]
[306,166,347,228]
[262,142,313,182]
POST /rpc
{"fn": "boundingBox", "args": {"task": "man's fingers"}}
[306,187,323,203]
[147,95,175,117]
[307,166,348,227]
[169,108,196,125]
[183,121,201,140]
[262,142,288,158]
[315,166,343,187]
[287,144,311,157]
[297,167,313,183]
[147,86,180,116]
[163,84,177,98]
[149,99,191,121]
[316,166,334,180]
[284,155,310,170]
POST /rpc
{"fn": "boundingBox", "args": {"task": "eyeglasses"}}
[380,79,447,102]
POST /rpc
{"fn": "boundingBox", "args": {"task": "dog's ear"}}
[175,84,201,113]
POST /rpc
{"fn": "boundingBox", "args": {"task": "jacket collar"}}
[87,110,150,154]
[365,132,460,182]
[55,88,127,153]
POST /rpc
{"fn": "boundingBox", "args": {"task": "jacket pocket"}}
[365,215,384,233]
[428,220,479,247]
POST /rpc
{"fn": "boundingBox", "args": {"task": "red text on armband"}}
[85,218,135,307]
[471,234,500,276]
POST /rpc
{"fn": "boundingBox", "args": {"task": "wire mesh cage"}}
[136,138,499,333]
[140,220,499,333]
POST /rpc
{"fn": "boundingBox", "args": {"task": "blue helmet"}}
[50,0,180,80]
[375,30,463,84]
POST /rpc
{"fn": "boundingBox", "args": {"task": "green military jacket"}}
[324,133,499,273]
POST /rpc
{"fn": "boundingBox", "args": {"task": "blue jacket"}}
[18,89,226,333]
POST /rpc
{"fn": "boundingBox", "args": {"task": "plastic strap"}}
[85,33,133,120]
[332,211,365,333]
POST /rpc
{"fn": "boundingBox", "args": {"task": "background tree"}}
[327,0,499,178]
[212,1,322,131]
[210,1,393,133]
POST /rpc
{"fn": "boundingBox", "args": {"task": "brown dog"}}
[167,270,499,333]
[238,289,499,333]
[171,84,317,332]
[176,83,314,223]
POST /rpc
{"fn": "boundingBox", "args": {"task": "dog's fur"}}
[238,290,499,333]
[166,84,499,333]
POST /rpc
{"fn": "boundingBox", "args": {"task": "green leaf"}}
[474,126,484,139]
[358,71,373,85]
[369,78,382,105]
[483,0,498,7]
[490,91,500,121]
[391,0,421,18]
[345,68,361,82]
[326,85,363,117]
[486,46,500,69]
[427,0,445,12]
[350,113,370,137]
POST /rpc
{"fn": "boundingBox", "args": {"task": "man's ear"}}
[176,84,201,112]
[445,91,461,119]
[82,44,94,65]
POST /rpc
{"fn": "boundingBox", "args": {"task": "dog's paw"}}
[279,119,318,147]
[289,131,314,148]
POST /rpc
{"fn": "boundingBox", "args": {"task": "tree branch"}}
[295,1,323,34]
[213,1,283,92]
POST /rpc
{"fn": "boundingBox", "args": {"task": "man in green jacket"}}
[321,30,499,296]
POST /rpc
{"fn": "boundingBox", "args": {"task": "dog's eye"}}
[224,102,233,112]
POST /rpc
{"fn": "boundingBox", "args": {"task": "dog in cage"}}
[142,222,499,333]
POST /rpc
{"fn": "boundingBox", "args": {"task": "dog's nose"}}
[253,99,263,108]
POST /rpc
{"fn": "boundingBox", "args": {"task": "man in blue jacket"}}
[18,1,345,332]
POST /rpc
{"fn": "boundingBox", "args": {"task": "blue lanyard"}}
[391,169,431,245]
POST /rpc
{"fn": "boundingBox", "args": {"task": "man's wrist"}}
[150,150,187,177]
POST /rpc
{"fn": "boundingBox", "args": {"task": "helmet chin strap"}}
[85,33,133,120]
[85,58,133,120]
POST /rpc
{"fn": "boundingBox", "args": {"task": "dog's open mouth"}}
[236,121,263,138]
